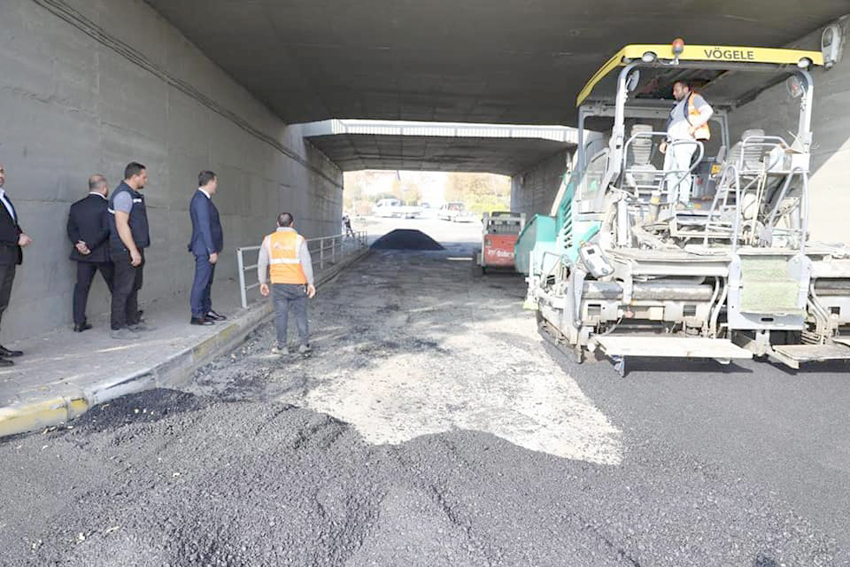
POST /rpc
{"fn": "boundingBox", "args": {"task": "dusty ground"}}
[0,217,847,566]
[191,227,621,466]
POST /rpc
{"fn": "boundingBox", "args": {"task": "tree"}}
[445,173,511,213]
[343,179,364,211]
[390,177,403,200]
[344,170,397,213]
[400,178,422,205]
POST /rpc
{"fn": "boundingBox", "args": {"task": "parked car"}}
[374,198,421,219]
[438,202,476,222]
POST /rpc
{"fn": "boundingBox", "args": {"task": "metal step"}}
[592,335,753,361]
[770,343,850,369]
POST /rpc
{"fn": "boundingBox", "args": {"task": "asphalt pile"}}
[370,229,444,251]
[0,386,836,566]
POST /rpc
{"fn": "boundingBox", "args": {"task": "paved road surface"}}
[1,218,847,566]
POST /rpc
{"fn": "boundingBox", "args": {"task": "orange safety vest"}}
[687,92,711,141]
[265,229,308,285]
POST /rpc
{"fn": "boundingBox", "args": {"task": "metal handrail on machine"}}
[621,132,705,198]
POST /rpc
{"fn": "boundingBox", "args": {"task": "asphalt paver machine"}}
[516,40,850,374]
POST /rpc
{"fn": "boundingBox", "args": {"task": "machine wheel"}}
[572,346,585,365]
[472,251,484,277]
[537,313,584,365]
[612,355,627,377]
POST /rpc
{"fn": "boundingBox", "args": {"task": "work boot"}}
[111,328,140,340]
[298,344,312,355]
[271,345,289,356]
[0,345,23,357]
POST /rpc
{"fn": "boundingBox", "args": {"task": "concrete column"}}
[511,150,570,218]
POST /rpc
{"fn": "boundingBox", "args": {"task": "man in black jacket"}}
[67,175,114,332]
[0,164,33,366]
[188,170,224,325]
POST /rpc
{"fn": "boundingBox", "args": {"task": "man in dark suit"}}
[188,170,225,325]
[0,164,33,366]
[67,175,114,332]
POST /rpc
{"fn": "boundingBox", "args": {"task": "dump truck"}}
[515,39,850,375]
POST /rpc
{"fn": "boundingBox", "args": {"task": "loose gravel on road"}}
[0,225,846,566]
[0,386,838,566]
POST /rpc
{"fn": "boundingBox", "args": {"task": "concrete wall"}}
[0,0,343,341]
[510,150,569,218]
[729,16,850,243]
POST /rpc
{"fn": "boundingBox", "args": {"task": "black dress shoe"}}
[74,322,93,333]
[206,310,227,321]
[0,357,13,367]
[190,317,215,326]
[0,345,23,358]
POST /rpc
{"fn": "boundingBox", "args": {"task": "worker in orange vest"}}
[659,80,713,207]
[258,212,316,356]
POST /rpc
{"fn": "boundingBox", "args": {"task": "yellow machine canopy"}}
[577,43,825,107]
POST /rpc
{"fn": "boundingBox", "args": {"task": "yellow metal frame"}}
[577,44,825,107]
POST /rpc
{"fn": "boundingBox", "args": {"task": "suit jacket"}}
[188,190,223,256]
[67,193,111,263]
[0,193,23,266]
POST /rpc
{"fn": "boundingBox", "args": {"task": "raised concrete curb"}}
[0,248,370,438]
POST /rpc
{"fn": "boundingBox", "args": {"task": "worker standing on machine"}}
[660,80,713,208]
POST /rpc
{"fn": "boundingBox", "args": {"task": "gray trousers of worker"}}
[272,283,309,348]
[663,140,697,204]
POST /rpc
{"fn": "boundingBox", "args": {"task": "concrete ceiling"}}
[146,0,847,126]
[305,134,571,175]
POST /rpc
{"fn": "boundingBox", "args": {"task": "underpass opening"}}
[343,169,514,251]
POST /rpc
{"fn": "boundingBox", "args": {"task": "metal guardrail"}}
[235,231,368,309]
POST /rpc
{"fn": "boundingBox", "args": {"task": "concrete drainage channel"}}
[0,248,370,439]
